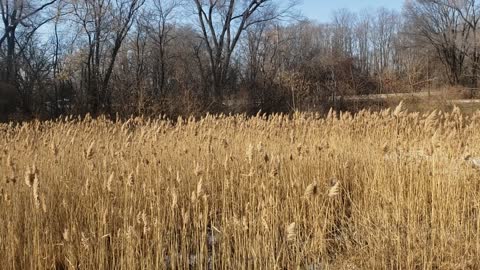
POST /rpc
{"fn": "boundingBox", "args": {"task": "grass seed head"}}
[24,165,36,187]
[328,180,340,198]
[84,141,95,160]
[32,174,40,209]
[106,172,114,192]
[393,101,405,117]
[127,172,134,186]
[304,182,318,198]
[286,222,296,242]
[246,143,254,164]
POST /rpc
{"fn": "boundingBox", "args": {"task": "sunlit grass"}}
[1,105,480,269]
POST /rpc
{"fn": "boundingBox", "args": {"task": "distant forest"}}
[1,0,480,119]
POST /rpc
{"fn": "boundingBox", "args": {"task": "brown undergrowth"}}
[1,105,480,269]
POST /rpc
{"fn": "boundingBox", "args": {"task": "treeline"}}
[1,0,480,120]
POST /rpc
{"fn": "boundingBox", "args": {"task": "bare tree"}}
[370,8,400,74]
[0,0,57,82]
[70,0,145,113]
[405,0,470,85]
[191,0,297,100]
[145,0,180,97]
[331,9,356,58]
[354,11,372,74]
[435,0,480,88]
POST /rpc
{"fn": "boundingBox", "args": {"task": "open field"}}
[338,89,480,116]
[1,105,480,269]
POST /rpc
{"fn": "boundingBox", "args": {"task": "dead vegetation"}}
[1,106,480,269]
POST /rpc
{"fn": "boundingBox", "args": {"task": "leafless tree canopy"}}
[1,0,480,120]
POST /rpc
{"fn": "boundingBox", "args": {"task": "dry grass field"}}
[2,104,480,269]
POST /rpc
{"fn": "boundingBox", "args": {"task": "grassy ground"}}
[342,92,480,115]
[1,106,480,269]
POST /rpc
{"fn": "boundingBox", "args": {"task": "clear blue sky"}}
[300,0,406,22]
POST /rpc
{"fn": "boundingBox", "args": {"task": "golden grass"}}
[1,107,480,269]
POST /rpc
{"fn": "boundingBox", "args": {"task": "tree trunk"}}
[6,30,16,83]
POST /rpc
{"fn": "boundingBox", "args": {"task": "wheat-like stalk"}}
[1,108,479,268]
[196,177,203,197]
[85,141,95,160]
[393,101,405,117]
[304,182,318,198]
[171,189,178,210]
[106,172,114,192]
[246,143,254,164]
[127,172,134,186]
[24,165,35,187]
[328,180,340,197]
[32,174,40,209]
[286,222,296,242]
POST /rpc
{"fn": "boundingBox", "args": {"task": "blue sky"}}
[300,0,406,22]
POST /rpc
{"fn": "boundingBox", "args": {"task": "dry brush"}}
[1,105,480,269]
